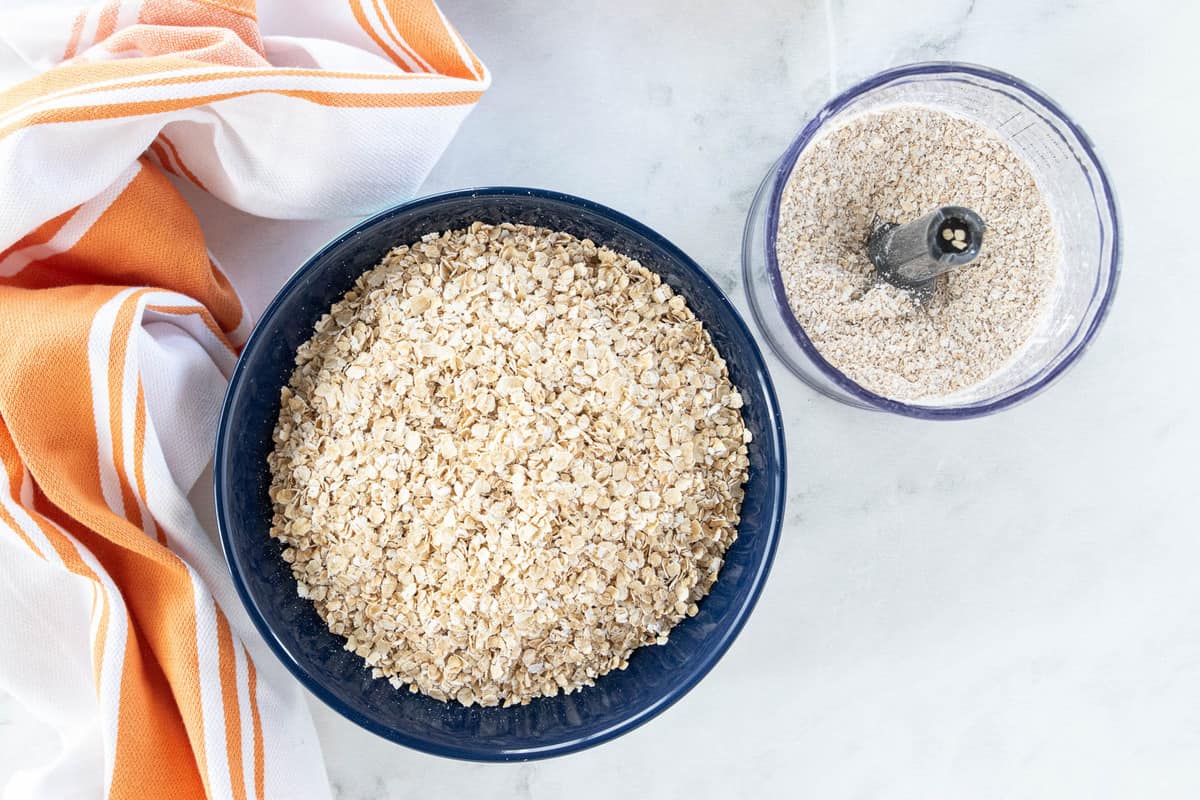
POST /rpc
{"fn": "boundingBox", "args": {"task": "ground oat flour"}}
[775,105,1059,401]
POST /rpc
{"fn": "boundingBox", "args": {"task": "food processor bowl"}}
[742,62,1120,419]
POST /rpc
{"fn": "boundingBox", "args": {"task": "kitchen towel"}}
[0,2,488,798]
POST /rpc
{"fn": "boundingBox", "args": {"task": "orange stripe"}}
[0,425,45,556]
[109,577,206,800]
[86,63,457,91]
[148,139,177,175]
[186,0,258,21]
[26,489,209,800]
[106,289,150,531]
[378,0,482,80]
[23,505,110,694]
[0,208,74,261]
[0,87,484,140]
[134,0,265,59]
[0,184,260,799]
[244,646,265,800]
[350,0,413,71]
[1,59,473,122]
[94,0,121,46]
[372,0,427,71]
[18,478,95,570]
[132,380,161,545]
[0,425,29,500]
[0,482,40,555]
[0,503,40,554]
[0,284,207,800]
[206,259,242,338]
[62,10,87,61]
[91,582,111,690]
[160,133,209,192]
[0,56,207,117]
[146,304,237,352]
[6,164,246,336]
[0,427,109,688]
[17,493,112,695]
[215,604,248,800]
[464,46,485,83]
[262,88,475,110]
[101,23,267,69]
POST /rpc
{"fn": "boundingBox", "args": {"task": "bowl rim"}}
[762,61,1122,419]
[214,186,787,762]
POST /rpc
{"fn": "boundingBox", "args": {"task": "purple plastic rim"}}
[760,62,1122,420]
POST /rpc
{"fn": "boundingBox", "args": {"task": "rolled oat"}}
[268,222,750,707]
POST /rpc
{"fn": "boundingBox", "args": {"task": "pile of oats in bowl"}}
[776,105,1060,401]
[267,222,750,707]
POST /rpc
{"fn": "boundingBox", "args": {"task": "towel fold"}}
[0,2,488,798]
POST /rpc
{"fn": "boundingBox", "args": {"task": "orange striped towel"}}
[0,2,488,798]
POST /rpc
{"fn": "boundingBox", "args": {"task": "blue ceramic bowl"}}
[215,188,786,761]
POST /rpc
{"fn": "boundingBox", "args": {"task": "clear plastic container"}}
[743,62,1120,419]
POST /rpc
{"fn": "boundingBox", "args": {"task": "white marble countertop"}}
[4,0,1198,797]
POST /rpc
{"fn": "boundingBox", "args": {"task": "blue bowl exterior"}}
[215,188,786,762]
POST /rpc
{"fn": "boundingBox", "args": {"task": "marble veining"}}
[3,0,1197,798]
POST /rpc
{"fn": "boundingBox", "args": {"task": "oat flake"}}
[268,222,749,707]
